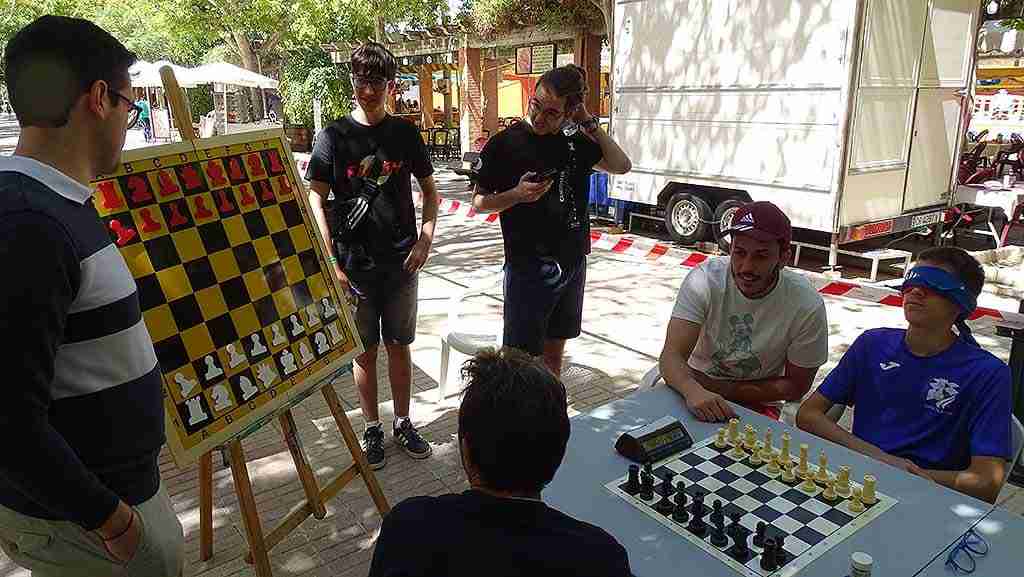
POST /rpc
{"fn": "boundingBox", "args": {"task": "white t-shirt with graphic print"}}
[671,257,828,408]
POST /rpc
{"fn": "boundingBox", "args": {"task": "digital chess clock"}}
[615,416,693,464]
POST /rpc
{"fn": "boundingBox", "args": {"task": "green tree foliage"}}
[464,0,603,37]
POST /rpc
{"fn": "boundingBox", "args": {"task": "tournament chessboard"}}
[92,133,359,465]
[605,429,897,577]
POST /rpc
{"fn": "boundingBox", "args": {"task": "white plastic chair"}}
[1007,416,1024,488]
[438,272,504,401]
[641,364,663,388]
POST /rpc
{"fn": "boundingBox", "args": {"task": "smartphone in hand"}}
[527,168,559,182]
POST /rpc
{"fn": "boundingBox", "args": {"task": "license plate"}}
[911,211,942,228]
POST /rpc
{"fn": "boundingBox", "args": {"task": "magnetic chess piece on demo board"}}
[280,349,298,375]
[290,314,305,336]
[238,375,258,401]
[139,208,161,233]
[256,363,277,387]
[305,304,321,327]
[109,219,136,246]
[299,342,315,365]
[271,324,287,346]
[249,333,268,356]
[327,323,343,345]
[203,354,223,380]
[175,372,197,397]
[167,201,187,227]
[315,332,330,355]
[193,196,213,219]
[321,297,337,318]
[227,344,246,368]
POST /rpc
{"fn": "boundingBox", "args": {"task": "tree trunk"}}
[232,33,265,122]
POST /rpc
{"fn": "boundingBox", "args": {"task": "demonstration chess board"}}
[92,131,360,465]
[605,428,897,577]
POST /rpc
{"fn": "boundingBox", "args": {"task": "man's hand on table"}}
[878,452,934,482]
[683,386,736,423]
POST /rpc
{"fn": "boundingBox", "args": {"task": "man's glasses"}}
[110,91,141,129]
[529,97,564,120]
[351,75,389,91]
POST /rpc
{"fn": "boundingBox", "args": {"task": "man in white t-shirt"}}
[658,201,828,422]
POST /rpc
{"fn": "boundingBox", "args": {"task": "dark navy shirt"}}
[0,156,164,530]
[369,490,632,577]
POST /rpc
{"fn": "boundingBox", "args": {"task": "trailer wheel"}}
[665,192,712,244]
[713,198,746,253]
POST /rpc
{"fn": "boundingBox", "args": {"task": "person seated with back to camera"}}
[368,347,633,577]
[797,247,1013,503]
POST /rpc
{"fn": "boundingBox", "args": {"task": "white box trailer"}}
[609,0,980,263]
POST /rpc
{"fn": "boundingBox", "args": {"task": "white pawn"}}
[305,304,321,327]
[327,323,343,345]
[227,344,246,368]
[174,372,197,397]
[280,349,298,375]
[321,297,337,318]
[249,333,267,356]
[299,342,314,365]
[203,355,223,381]
[256,362,278,388]
[289,314,304,336]
[315,332,329,355]
[271,323,286,346]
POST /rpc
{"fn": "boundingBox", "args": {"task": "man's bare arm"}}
[659,318,735,422]
[695,362,818,405]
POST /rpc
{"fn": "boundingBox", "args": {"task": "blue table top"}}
[545,385,993,577]
[917,503,1024,576]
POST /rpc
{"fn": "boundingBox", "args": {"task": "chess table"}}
[545,385,991,576]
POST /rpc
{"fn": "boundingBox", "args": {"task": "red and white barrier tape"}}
[437,198,1024,331]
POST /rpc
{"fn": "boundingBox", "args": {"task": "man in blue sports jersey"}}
[797,247,1012,503]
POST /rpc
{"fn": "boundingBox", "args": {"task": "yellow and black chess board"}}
[92,130,361,466]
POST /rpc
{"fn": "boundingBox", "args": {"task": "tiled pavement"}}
[0,153,1021,577]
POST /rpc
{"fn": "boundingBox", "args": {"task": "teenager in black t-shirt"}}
[473,65,631,376]
[369,348,633,577]
[306,42,438,470]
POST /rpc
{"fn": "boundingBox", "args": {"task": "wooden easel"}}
[158,67,389,575]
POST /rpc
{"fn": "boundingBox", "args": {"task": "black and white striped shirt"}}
[0,155,165,530]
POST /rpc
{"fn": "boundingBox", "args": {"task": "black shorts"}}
[502,256,587,356]
[349,271,418,348]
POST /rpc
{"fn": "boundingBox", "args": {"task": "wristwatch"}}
[580,116,599,134]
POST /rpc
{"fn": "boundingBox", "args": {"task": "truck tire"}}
[713,198,746,252]
[665,192,712,244]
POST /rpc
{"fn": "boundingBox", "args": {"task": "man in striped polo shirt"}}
[0,16,183,576]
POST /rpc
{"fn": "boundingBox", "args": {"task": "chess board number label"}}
[185,396,209,426]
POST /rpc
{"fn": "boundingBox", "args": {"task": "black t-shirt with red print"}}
[306,115,433,274]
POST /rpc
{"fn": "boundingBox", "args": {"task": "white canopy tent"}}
[129,60,200,88]
[189,63,278,89]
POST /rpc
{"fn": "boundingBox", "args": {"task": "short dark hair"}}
[538,64,587,111]
[459,348,571,493]
[4,15,136,128]
[350,42,397,81]
[917,246,985,297]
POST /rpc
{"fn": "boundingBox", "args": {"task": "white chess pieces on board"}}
[257,362,278,388]
[280,349,298,374]
[299,342,314,365]
[238,375,259,401]
[249,333,268,356]
[271,323,287,346]
[290,314,305,336]
[175,372,197,397]
[315,332,329,355]
[305,304,320,327]
[204,354,223,381]
[321,297,337,319]
[327,323,343,345]
[227,344,246,368]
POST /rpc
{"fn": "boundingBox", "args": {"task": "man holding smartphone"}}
[473,64,631,376]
